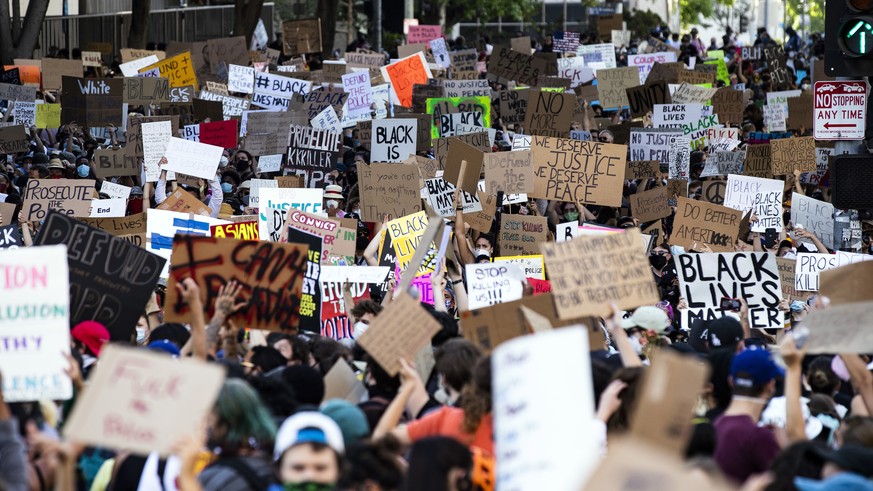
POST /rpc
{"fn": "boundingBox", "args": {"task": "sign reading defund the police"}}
[677,252,783,329]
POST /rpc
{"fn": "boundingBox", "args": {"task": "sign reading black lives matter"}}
[34,211,167,341]
[676,252,783,330]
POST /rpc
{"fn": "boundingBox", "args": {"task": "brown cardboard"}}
[205,36,249,72]
[123,77,171,105]
[0,202,16,226]
[520,305,553,333]
[628,349,711,453]
[482,150,533,195]
[156,188,212,216]
[541,229,659,318]
[677,68,715,85]
[787,93,814,130]
[510,36,531,54]
[777,257,812,301]
[625,80,671,118]
[596,66,639,109]
[712,86,744,126]
[285,208,353,257]
[443,137,484,195]
[771,136,816,175]
[671,197,741,252]
[42,58,83,90]
[165,235,308,331]
[276,175,304,188]
[625,160,660,180]
[523,89,574,138]
[630,186,671,223]
[645,62,683,84]
[821,261,873,305]
[498,214,547,256]
[744,143,773,178]
[464,191,497,232]
[665,179,688,200]
[433,132,490,170]
[498,88,528,125]
[530,136,626,207]
[21,179,95,221]
[62,345,224,457]
[355,292,441,375]
[281,19,322,56]
[701,179,726,205]
[486,46,549,86]
[322,359,367,403]
[358,162,422,222]
[93,147,137,178]
[79,212,147,236]
[460,293,603,353]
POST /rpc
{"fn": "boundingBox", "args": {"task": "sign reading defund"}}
[677,252,783,329]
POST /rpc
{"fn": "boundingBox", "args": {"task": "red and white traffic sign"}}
[814,81,867,140]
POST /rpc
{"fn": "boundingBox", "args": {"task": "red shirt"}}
[407,406,493,455]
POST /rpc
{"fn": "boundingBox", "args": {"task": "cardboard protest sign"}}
[666,135,690,180]
[523,89,574,138]
[21,178,95,221]
[35,211,166,341]
[487,46,550,86]
[483,150,533,195]
[749,186,784,233]
[165,235,308,331]
[139,51,197,88]
[466,263,525,310]
[370,119,417,162]
[626,80,671,118]
[0,224,22,249]
[156,188,212,216]
[493,327,597,490]
[357,162,422,222]
[498,214,547,256]
[770,136,816,175]
[140,120,173,182]
[442,137,485,195]
[356,292,441,375]
[791,192,834,250]
[499,89,528,125]
[93,148,136,178]
[596,66,639,108]
[381,52,432,107]
[630,186,671,223]
[776,257,811,301]
[123,77,170,105]
[743,144,773,178]
[80,213,147,236]
[677,252,782,329]
[386,211,437,277]
[0,125,29,153]
[10,101,34,128]
[61,77,124,127]
[63,345,224,456]
[700,150,745,177]
[322,359,367,402]
[541,229,658,318]
[281,19,322,55]
[41,58,83,90]
[424,178,481,217]
[671,197,741,252]
[258,188,323,241]
[530,136,626,207]
[625,160,661,180]
[426,95,490,139]
[0,245,73,402]
[227,64,254,94]
[787,93,814,130]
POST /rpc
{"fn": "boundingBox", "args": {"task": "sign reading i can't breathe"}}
[814,81,866,140]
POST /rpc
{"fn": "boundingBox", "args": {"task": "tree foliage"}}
[625,9,665,40]
[785,0,824,34]
[0,0,50,64]
[680,0,734,28]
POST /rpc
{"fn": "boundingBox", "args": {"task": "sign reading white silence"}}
[677,252,783,329]
[0,245,73,402]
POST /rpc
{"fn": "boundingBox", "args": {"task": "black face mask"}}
[649,254,668,270]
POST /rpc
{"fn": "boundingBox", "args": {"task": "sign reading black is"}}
[34,211,166,341]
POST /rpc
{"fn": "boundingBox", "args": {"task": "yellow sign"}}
[139,51,197,88]
[35,103,61,128]
[386,211,435,277]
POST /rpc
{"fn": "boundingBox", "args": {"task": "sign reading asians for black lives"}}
[676,252,783,330]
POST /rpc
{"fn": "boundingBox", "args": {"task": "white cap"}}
[274,411,345,460]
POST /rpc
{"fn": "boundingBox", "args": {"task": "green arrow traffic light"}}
[843,19,873,55]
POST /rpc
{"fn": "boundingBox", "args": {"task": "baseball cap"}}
[274,411,345,460]
[707,316,744,349]
[71,321,111,357]
[148,339,181,357]
[621,306,671,333]
[730,347,784,387]
[808,445,873,478]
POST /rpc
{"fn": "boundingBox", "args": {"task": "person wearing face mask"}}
[649,244,680,305]
[221,169,244,215]
[268,412,345,491]
[472,233,495,263]
[323,184,345,218]
[74,156,92,180]
[218,153,230,169]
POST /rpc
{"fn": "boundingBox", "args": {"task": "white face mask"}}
[135,328,147,345]
[327,199,339,209]
[353,321,369,339]
[219,156,229,167]
[627,333,644,355]
[474,248,491,258]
